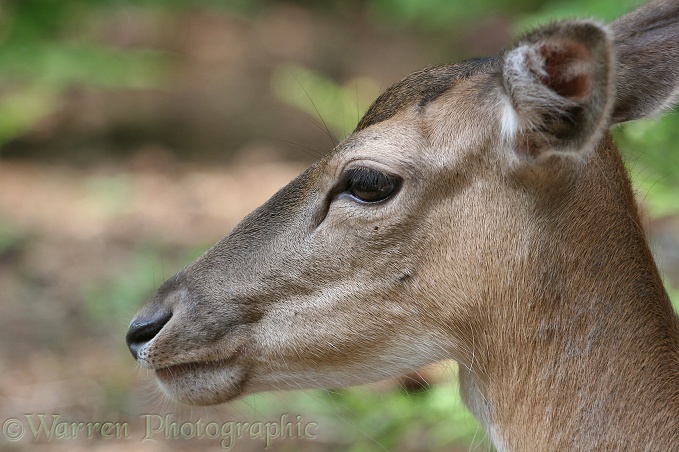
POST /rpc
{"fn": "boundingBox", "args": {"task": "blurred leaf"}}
[367,0,541,29]
[514,0,638,32]
[271,63,380,139]
[82,173,135,218]
[0,45,168,89]
[614,114,679,218]
[236,367,486,450]
[0,216,22,255]
[0,86,58,145]
[319,375,484,449]
[82,249,163,330]
[0,0,169,148]
[669,285,679,313]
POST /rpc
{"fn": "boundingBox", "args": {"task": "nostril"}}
[126,310,172,360]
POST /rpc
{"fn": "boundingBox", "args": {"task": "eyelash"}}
[343,167,400,203]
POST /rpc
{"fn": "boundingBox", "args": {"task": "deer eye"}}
[345,167,399,203]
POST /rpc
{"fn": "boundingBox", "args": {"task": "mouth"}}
[153,342,249,382]
[155,359,230,381]
[152,356,248,405]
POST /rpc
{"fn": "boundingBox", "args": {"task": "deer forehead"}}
[332,68,503,173]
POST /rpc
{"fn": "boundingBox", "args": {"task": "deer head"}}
[127,1,679,448]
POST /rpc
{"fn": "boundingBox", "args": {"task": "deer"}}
[126,1,679,449]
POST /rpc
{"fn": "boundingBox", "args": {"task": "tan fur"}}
[127,1,679,449]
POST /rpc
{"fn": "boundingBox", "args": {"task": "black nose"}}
[126,310,172,360]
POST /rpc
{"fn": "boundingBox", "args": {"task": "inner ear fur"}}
[501,21,615,159]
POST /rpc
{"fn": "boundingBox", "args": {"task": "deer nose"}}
[126,310,172,360]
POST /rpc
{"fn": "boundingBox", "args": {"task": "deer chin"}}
[154,358,249,405]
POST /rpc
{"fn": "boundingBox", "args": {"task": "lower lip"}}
[155,363,195,380]
[155,359,231,380]
[153,345,246,381]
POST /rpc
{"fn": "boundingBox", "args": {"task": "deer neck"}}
[457,135,679,450]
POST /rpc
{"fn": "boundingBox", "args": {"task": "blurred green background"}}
[0,0,677,450]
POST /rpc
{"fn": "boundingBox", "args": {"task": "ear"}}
[500,21,614,159]
[611,0,679,123]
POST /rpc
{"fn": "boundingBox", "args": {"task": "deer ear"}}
[500,21,614,159]
[611,0,679,123]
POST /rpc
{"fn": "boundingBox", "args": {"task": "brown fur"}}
[127,1,679,449]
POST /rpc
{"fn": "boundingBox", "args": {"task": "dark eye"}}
[345,167,399,203]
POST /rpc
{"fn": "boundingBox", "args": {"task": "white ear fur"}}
[500,21,615,160]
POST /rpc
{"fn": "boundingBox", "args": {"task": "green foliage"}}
[0,1,168,147]
[233,372,486,450]
[0,0,286,148]
[82,173,136,218]
[317,383,485,450]
[670,286,679,313]
[0,45,167,89]
[271,63,380,140]
[82,249,160,330]
[0,216,22,255]
[365,0,639,31]
[614,114,679,218]
[367,0,538,28]
[513,0,638,31]
[81,241,207,331]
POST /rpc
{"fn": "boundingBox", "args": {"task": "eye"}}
[344,167,399,203]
